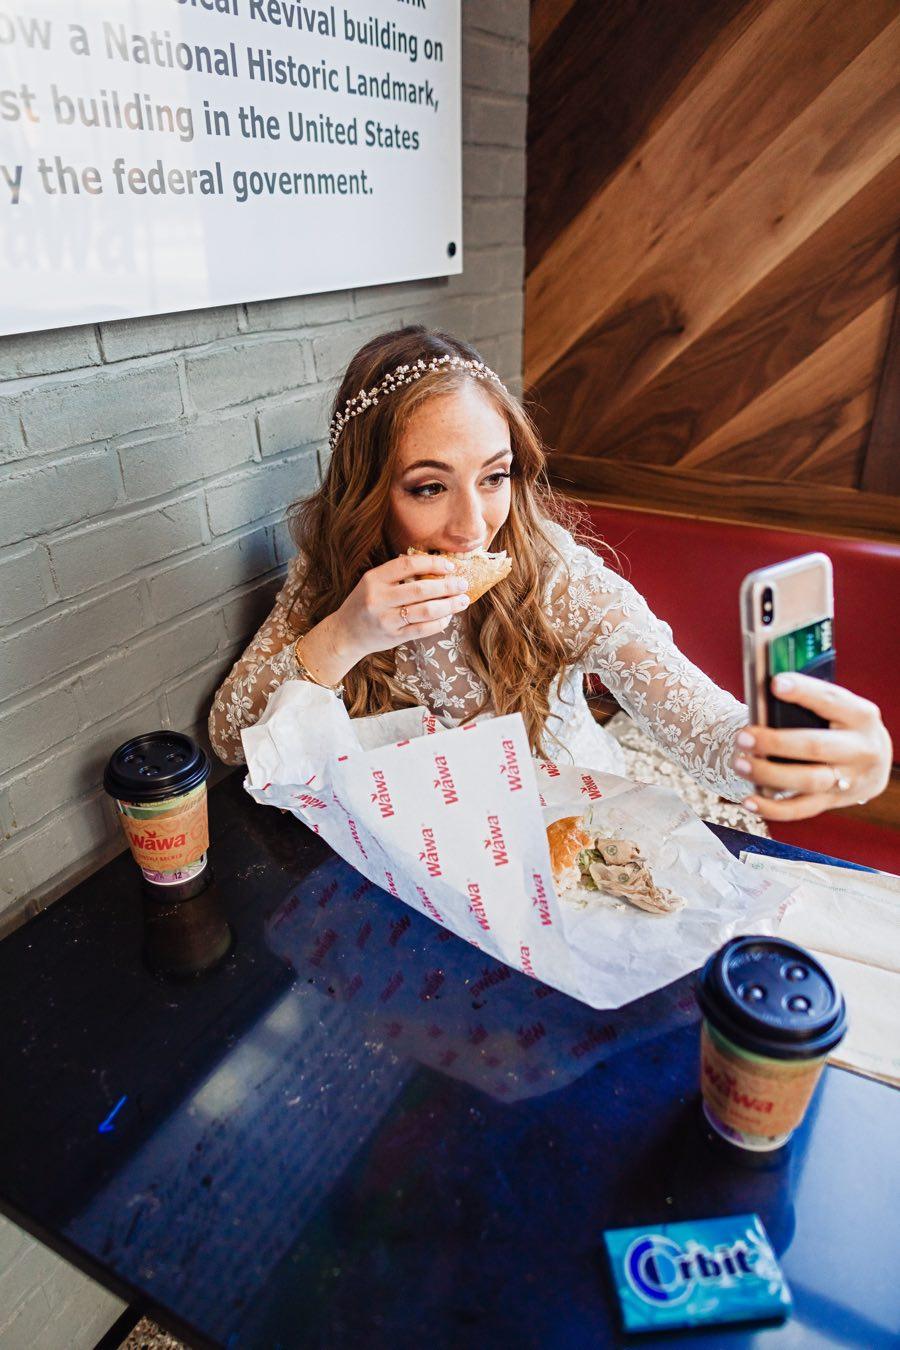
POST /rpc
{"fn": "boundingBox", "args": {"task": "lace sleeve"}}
[544,523,751,802]
[208,557,307,766]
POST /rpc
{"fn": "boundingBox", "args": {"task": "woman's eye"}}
[407,472,510,499]
[407,471,511,499]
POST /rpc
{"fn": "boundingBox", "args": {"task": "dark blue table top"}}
[0,771,897,1349]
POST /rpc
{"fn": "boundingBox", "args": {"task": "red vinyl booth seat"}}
[571,503,900,872]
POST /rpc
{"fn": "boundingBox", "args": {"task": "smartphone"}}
[740,553,835,799]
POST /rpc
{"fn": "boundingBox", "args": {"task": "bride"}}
[209,325,892,827]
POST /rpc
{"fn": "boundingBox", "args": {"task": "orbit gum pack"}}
[603,1213,792,1333]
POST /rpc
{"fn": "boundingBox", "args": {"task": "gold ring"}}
[399,605,410,626]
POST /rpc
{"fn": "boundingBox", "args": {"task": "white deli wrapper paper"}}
[242,681,795,1009]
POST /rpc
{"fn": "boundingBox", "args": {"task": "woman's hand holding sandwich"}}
[294,553,471,687]
[338,552,472,655]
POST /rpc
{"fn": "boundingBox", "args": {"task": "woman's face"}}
[385,381,513,555]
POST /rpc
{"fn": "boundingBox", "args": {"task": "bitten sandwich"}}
[546,815,684,914]
[407,545,512,604]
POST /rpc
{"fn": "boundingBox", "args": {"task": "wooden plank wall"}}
[525,0,900,541]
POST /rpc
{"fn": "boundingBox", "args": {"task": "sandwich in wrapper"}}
[546,815,684,915]
[406,545,512,604]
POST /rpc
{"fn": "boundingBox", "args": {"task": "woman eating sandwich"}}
[209,326,891,824]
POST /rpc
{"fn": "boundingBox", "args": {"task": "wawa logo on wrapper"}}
[580,773,603,801]
[499,739,524,791]
[370,768,395,819]
[416,885,444,924]
[347,818,368,859]
[309,928,338,968]
[531,871,553,926]
[471,965,511,998]
[119,800,208,872]
[482,814,509,867]
[292,791,328,811]
[466,881,491,932]
[432,754,459,805]
[418,826,442,877]
[389,914,411,947]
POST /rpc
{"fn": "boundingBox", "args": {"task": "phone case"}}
[740,553,835,794]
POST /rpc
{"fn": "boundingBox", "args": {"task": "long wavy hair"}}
[287,326,614,759]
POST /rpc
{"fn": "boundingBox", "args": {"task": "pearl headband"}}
[328,354,506,449]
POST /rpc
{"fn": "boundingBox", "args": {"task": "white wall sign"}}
[0,0,462,335]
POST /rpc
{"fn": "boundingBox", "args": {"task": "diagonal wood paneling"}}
[863,270,900,493]
[529,0,577,56]
[525,0,900,537]
[543,158,900,469]
[526,0,751,276]
[677,289,895,479]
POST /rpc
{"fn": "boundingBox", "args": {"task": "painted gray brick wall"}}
[0,3,528,1346]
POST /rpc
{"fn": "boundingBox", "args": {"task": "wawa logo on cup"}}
[121,811,207,871]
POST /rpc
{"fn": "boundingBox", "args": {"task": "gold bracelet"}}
[293,636,344,699]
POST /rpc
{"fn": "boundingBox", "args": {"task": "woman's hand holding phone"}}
[732,672,893,821]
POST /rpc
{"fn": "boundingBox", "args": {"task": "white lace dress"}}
[209,520,765,830]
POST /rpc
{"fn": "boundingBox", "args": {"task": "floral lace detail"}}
[208,522,752,804]
[539,520,751,800]
[209,564,305,765]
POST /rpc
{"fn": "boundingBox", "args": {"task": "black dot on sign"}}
[447,241,457,257]
[786,964,808,981]
[788,995,811,1013]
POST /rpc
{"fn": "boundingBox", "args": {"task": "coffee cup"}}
[696,936,847,1152]
[104,732,211,891]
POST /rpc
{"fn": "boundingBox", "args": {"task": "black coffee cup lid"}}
[697,935,847,1061]
[103,732,210,803]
